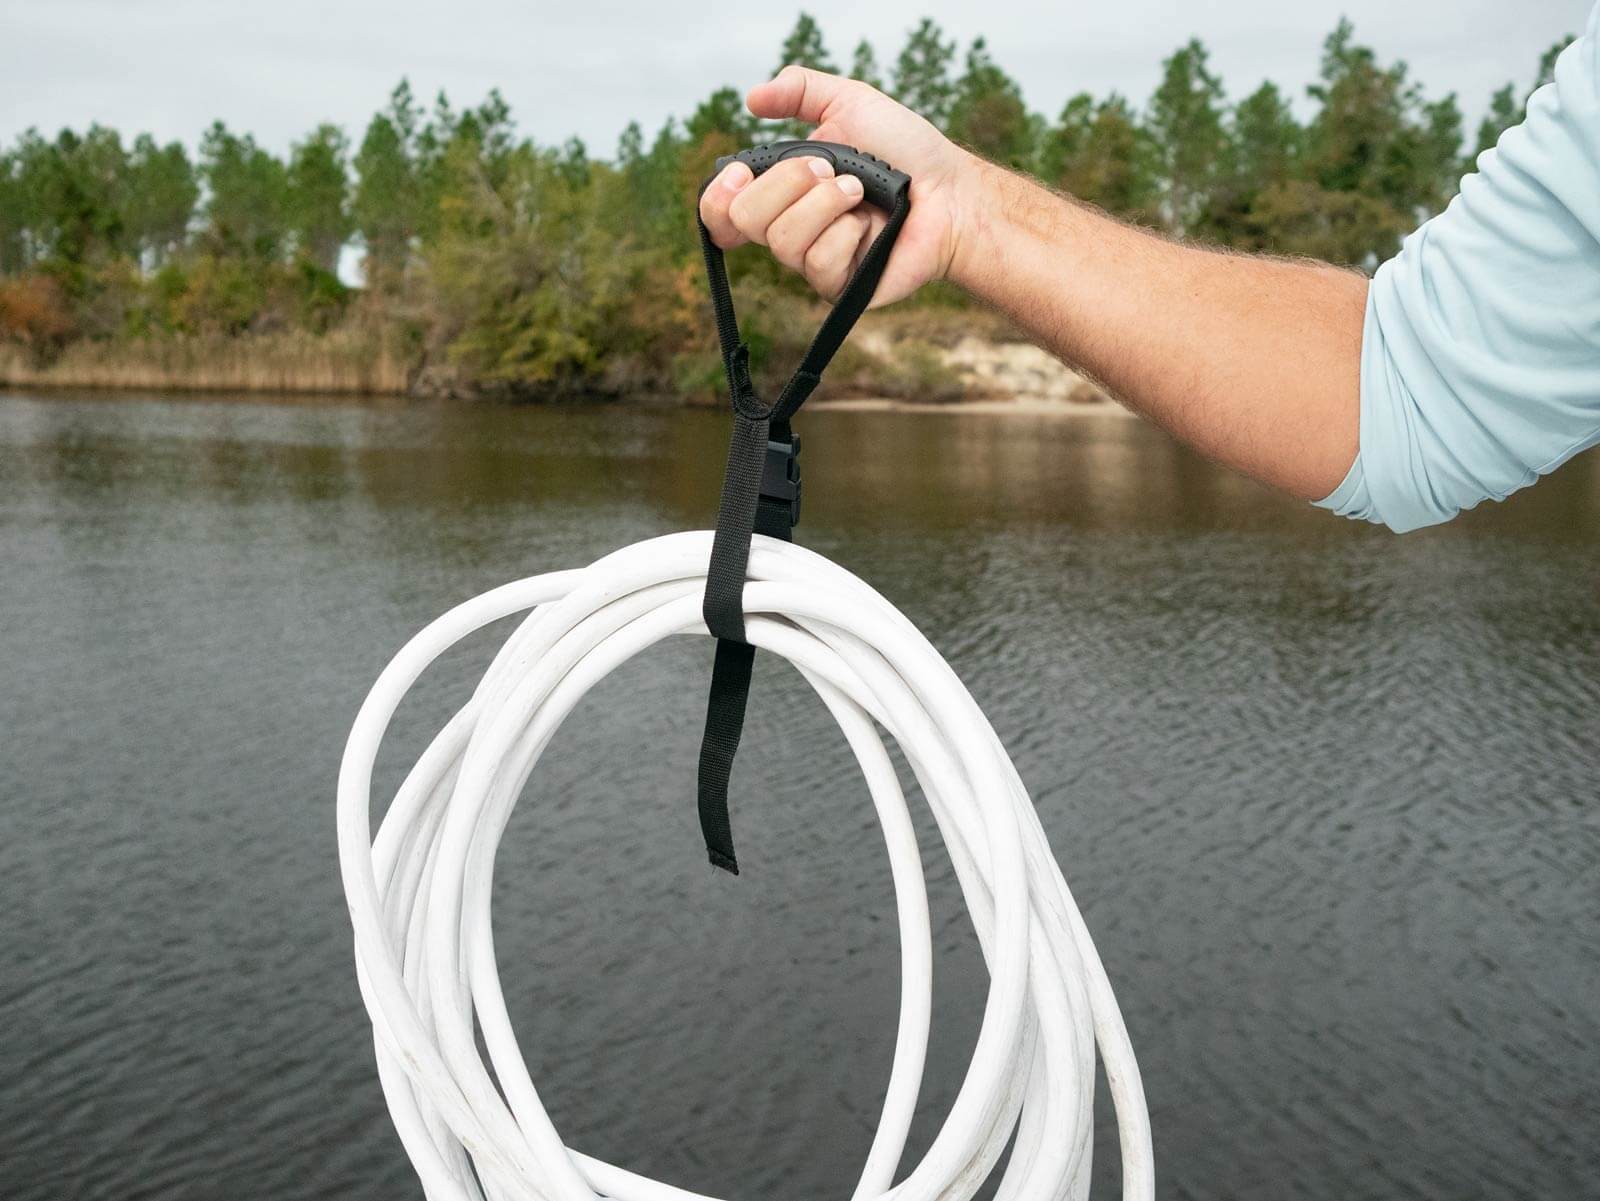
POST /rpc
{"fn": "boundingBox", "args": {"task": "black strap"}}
[694,172,910,875]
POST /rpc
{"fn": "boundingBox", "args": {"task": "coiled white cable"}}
[338,530,1153,1201]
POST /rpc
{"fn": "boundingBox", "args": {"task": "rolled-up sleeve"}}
[1318,4,1600,532]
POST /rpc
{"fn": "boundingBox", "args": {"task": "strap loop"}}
[694,147,911,874]
[725,342,764,418]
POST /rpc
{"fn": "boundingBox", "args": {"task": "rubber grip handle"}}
[712,140,911,213]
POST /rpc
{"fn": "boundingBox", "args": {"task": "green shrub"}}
[173,254,267,334]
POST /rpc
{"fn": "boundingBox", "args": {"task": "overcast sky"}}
[1,0,1590,158]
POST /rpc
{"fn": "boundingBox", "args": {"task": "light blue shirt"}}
[1318,3,1600,532]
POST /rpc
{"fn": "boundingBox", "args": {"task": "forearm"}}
[946,159,1366,500]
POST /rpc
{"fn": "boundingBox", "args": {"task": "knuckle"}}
[778,158,817,186]
[726,192,761,237]
[802,235,839,275]
[697,192,726,225]
[804,251,845,298]
[808,265,843,301]
[768,223,804,265]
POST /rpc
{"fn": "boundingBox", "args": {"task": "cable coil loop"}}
[339,530,1153,1201]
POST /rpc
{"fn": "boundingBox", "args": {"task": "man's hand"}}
[697,66,978,306]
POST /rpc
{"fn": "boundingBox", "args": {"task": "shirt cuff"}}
[1315,451,1378,524]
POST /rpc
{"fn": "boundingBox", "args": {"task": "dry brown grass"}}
[0,329,416,395]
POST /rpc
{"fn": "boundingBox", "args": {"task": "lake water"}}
[1,390,1596,1201]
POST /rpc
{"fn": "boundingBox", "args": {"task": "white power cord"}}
[338,530,1153,1201]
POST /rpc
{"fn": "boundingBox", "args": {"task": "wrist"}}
[942,153,1009,295]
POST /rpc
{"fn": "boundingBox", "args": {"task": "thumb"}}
[746,65,856,125]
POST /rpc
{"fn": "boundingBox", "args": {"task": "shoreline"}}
[0,326,1123,416]
[0,380,1129,418]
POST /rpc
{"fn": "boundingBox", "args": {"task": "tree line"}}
[0,14,1573,394]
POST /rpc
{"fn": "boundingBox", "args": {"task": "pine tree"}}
[1305,21,1402,197]
[1306,21,1462,219]
[4,131,55,269]
[1199,81,1299,247]
[615,122,644,170]
[1041,94,1156,220]
[353,82,420,282]
[1147,38,1226,233]
[288,124,351,273]
[775,13,835,74]
[1534,35,1575,89]
[1473,34,1576,158]
[893,19,957,128]
[199,122,288,260]
[557,137,590,188]
[1473,84,1519,161]
[1231,82,1299,189]
[1410,93,1464,206]
[686,87,757,146]
[1246,19,1464,264]
[0,148,22,273]
[125,134,197,266]
[947,38,1034,169]
[849,40,884,90]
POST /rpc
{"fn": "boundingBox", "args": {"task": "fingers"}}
[694,146,877,302]
[747,65,861,125]
[804,211,871,300]
[698,159,753,250]
[701,157,821,249]
[730,157,835,247]
[767,173,866,273]
[699,156,867,258]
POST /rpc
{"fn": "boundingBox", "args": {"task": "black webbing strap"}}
[694,171,910,875]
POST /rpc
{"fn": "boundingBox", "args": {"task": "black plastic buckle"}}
[760,434,802,528]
